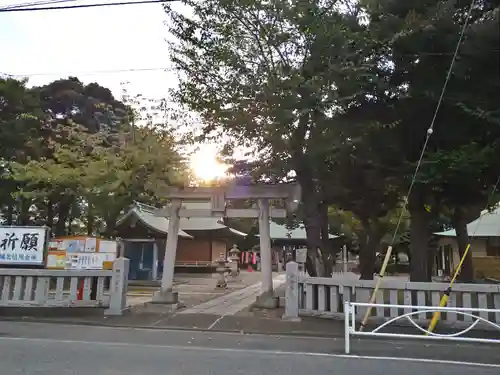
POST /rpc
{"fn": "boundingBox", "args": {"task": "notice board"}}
[46,236,117,270]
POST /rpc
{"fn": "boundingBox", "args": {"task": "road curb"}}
[0,316,343,339]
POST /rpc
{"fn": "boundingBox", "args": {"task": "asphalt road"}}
[1,321,499,375]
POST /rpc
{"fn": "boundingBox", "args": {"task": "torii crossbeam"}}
[151,184,301,308]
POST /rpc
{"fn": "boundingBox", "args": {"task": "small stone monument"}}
[216,252,227,288]
[295,247,307,275]
[228,244,241,277]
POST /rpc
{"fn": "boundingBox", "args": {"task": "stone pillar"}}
[105,257,130,316]
[342,244,348,274]
[255,198,279,308]
[152,242,158,281]
[282,261,301,321]
[153,199,181,304]
[116,237,125,258]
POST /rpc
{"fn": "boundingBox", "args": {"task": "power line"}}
[0,0,171,12]
[3,48,497,78]
[360,0,478,328]
[0,0,75,10]
[388,0,477,246]
[2,66,176,77]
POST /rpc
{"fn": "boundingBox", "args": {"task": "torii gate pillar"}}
[255,198,279,308]
[152,199,181,304]
[152,184,301,309]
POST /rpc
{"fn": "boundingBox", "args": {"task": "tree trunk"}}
[67,210,74,235]
[5,202,13,225]
[46,198,54,233]
[295,157,327,277]
[55,197,72,236]
[87,201,95,236]
[303,198,326,277]
[17,198,31,225]
[427,233,439,280]
[427,245,436,280]
[452,207,474,282]
[358,219,381,280]
[104,214,119,238]
[408,192,431,281]
[359,244,377,280]
[319,200,333,275]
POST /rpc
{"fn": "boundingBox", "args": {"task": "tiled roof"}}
[258,221,339,240]
[435,206,500,237]
[117,202,246,237]
[116,204,193,238]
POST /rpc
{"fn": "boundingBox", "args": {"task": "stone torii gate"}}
[151,184,301,308]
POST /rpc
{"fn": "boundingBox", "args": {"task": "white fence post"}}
[282,261,301,322]
[105,257,130,316]
[344,301,351,354]
[34,274,50,303]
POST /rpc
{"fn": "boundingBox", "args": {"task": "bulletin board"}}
[46,236,117,270]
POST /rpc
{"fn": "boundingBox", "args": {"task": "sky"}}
[0,0,227,178]
[0,0,175,96]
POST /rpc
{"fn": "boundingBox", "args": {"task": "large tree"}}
[317,124,403,278]
[2,77,190,237]
[0,78,46,225]
[337,0,500,280]
[164,0,386,276]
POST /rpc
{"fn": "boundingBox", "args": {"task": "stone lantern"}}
[228,244,241,277]
[215,252,227,288]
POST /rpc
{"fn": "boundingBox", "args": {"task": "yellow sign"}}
[46,251,67,269]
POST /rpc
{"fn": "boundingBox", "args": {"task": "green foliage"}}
[2,0,499,282]
[0,77,190,235]
[165,0,393,276]
[165,0,377,167]
[165,0,500,280]
[342,0,500,280]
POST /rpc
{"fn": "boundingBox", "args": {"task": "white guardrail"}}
[344,301,500,354]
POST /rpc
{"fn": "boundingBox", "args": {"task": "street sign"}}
[0,226,47,265]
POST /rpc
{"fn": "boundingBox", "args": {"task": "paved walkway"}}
[126,271,269,309]
[179,274,286,315]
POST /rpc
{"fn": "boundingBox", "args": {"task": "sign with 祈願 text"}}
[0,226,47,265]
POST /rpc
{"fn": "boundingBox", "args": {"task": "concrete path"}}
[1,321,499,374]
[127,296,154,307]
[126,272,269,310]
[178,274,286,315]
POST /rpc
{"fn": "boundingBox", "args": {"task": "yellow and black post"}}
[359,246,393,332]
[426,243,471,334]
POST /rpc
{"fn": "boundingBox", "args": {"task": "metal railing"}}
[344,301,500,354]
